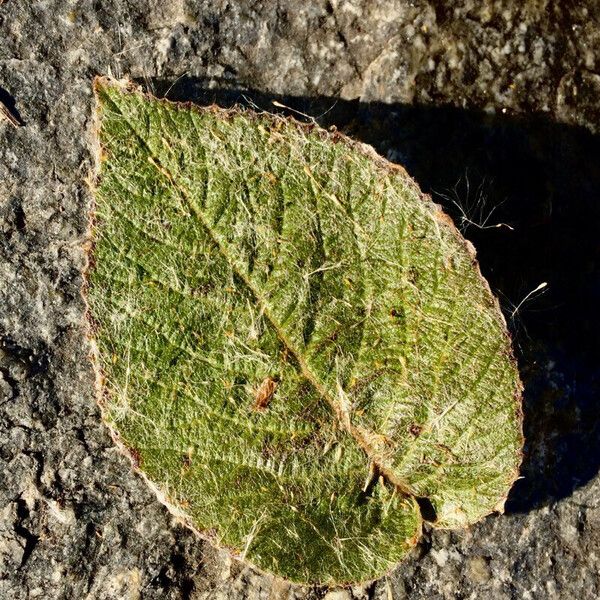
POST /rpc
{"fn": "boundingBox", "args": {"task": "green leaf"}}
[87,77,523,585]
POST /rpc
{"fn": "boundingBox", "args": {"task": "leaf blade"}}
[89,78,522,584]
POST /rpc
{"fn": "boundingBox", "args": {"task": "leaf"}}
[87,77,523,585]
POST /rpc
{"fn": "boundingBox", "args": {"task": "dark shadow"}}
[0,86,25,125]
[143,75,600,513]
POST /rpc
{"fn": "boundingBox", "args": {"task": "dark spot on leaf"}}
[181,451,192,471]
[409,423,423,437]
[128,446,142,469]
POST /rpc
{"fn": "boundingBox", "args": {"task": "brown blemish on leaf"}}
[181,447,193,474]
[409,423,423,437]
[252,376,279,411]
[127,445,142,469]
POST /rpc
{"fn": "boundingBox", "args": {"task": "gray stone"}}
[1,1,599,598]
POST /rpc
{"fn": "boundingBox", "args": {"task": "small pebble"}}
[467,555,491,584]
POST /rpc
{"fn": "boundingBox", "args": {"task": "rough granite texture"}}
[0,1,599,599]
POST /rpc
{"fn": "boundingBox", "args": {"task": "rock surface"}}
[1,1,599,598]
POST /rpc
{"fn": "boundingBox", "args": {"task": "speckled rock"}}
[1,1,599,598]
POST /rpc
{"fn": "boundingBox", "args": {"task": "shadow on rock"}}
[144,75,600,514]
[0,86,25,126]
